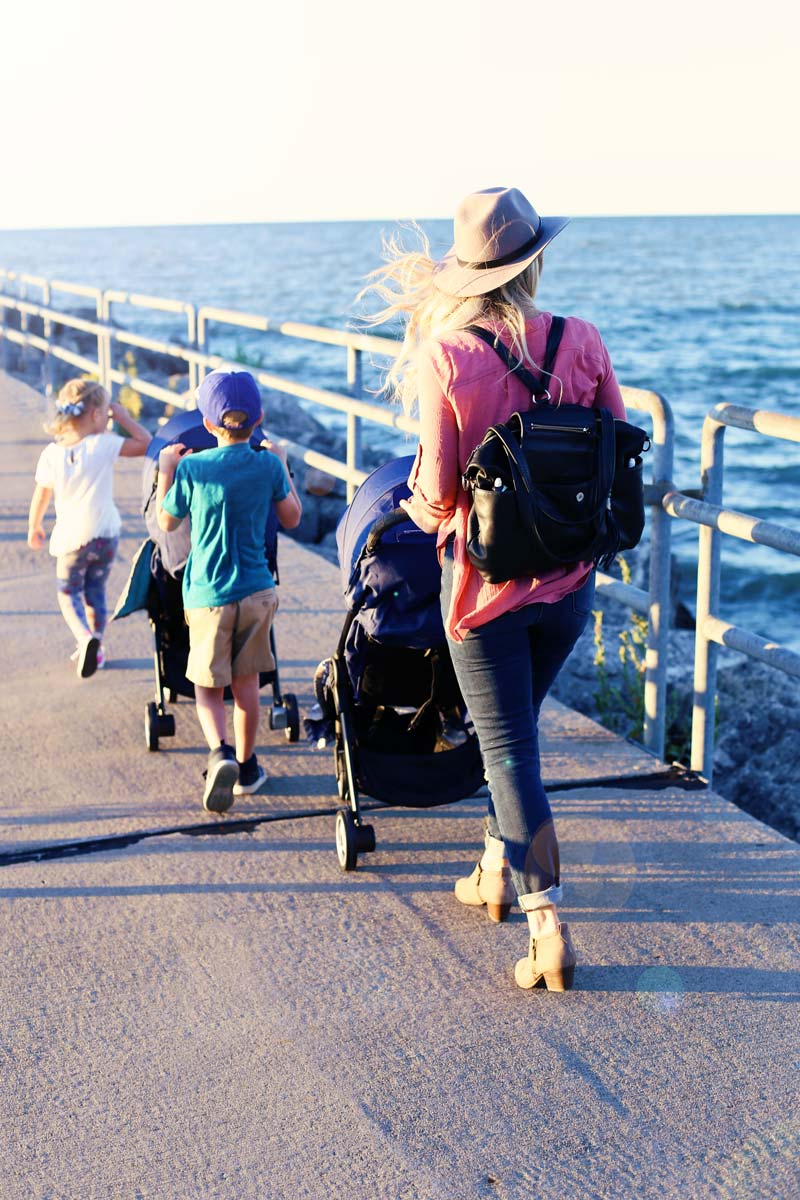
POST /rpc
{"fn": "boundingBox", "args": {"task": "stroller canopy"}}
[337,456,425,592]
[142,407,278,577]
[146,408,217,461]
[336,456,445,652]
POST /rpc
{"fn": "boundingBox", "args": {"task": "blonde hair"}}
[46,378,109,441]
[358,223,544,415]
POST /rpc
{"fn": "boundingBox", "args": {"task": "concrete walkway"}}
[1,370,798,1200]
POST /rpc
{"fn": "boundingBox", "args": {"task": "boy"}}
[156,370,302,812]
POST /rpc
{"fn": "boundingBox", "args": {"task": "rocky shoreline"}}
[6,316,797,844]
[550,582,799,843]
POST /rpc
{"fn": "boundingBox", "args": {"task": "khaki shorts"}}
[185,588,278,688]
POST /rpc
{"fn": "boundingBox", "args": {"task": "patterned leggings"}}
[56,536,118,643]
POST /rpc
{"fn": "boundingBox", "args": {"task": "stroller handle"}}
[364,507,413,554]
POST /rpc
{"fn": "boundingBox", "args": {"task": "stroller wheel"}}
[145,701,160,752]
[145,701,175,752]
[284,693,300,743]
[335,808,358,871]
[356,823,376,854]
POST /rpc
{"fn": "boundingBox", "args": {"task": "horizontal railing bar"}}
[112,329,196,362]
[50,279,103,301]
[0,327,97,374]
[0,295,105,335]
[268,436,368,489]
[107,369,184,406]
[198,305,400,356]
[1,328,50,354]
[0,270,48,290]
[0,296,419,437]
[663,491,800,556]
[595,573,649,613]
[50,346,101,373]
[0,291,682,432]
[200,351,419,433]
[707,402,800,443]
[114,334,411,430]
[0,288,740,418]
[619,385,667,416]
[703,616,800,678]
[105,290,193,314]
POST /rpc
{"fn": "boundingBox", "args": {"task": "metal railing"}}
[0,269,419,496]
[663,405,800,783]
[4,268,794,783]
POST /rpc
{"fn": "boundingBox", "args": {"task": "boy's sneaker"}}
[202,743,239,813]
[232,755,267,796]
[76,635,100,679]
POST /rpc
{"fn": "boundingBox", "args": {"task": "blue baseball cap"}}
[197,370,263,430]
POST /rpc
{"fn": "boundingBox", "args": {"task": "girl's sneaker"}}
[233,755,267,795]
[73,635,100,679]
[71,639,104,672]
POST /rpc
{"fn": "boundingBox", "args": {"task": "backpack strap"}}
[465,316,565,400]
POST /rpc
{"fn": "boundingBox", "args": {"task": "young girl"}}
[27,378,152,678]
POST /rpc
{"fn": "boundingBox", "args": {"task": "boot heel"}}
[486,901,512,924]
[543,964,575,992]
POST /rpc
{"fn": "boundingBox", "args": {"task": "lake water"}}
[1,215,798,648]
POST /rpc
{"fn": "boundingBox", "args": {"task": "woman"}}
[362,187,626,991]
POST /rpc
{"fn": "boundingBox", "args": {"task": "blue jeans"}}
[442,549,595,905]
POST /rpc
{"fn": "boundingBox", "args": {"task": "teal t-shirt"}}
[162,442,290,608]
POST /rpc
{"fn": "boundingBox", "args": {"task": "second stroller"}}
[115,406,300,752]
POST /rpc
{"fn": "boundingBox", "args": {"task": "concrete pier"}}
[1,371,798,1199]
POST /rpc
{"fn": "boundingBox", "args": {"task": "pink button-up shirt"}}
[403,312,626,641]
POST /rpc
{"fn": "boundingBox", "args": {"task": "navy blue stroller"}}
[317,456,485,870]
[116,408,299,752]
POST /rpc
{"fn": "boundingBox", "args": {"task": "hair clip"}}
[55,400,86,417]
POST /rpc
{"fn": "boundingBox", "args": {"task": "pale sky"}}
[2,0,797,229]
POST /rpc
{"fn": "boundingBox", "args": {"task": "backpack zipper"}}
[525,422,592,435]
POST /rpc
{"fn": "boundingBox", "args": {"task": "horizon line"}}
[2,210,799,235]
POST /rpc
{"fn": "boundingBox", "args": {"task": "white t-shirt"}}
[35,432,124,557]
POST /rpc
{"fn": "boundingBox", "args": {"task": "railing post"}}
[642,397,673,761]
[691,415,725,782]
[42,280,53,399]
[0,275,7,373]
[2,271,19,373]
[195,310,208,402]
[99,290,112,396]
[346,346,363,502]
[186,303,199,396]
[19,279,28,372]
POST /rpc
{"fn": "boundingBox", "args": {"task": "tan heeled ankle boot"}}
[514,923,577,991]
[454,833,515,923]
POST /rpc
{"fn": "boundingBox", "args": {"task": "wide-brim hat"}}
[433,187,569,298]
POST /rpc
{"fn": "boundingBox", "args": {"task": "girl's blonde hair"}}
[358,223,544,415]
[46,379,109,440]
